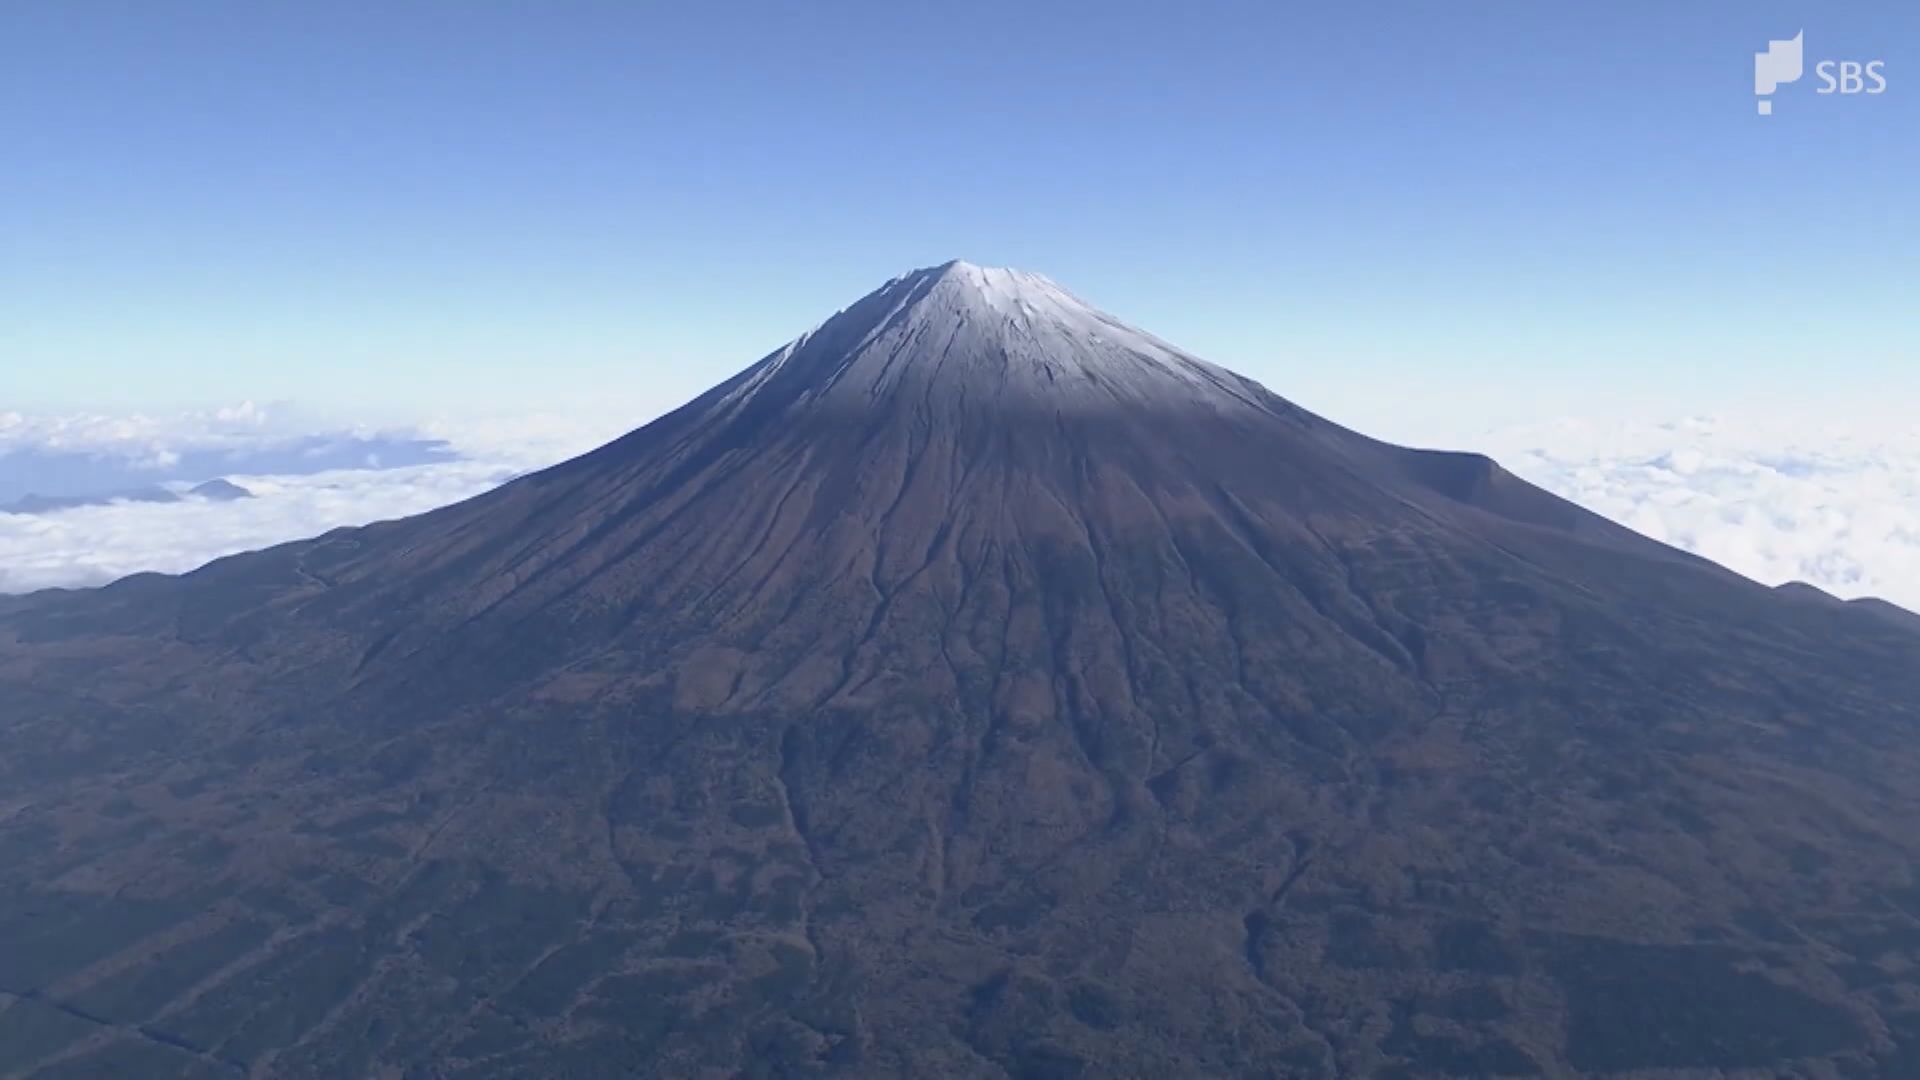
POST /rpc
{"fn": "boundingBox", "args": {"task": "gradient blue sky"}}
[4,2,1914,434]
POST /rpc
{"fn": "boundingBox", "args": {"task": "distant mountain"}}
[1,262,1917,1077]
[2,486,181,514]
[187,478,254,502]
[0,435,453,504]
[0,479,252,515]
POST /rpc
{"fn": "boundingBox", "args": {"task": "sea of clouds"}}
[0,403,633,594]
[1476,414,1920,610]
[1,403,1915,611]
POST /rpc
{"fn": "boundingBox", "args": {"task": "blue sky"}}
[3,1,1914,432]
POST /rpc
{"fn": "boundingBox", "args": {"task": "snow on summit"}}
[736,260,1278,419]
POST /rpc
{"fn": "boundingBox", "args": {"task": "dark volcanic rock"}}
[2,262,1918,1077]
[1778,579,1920,633]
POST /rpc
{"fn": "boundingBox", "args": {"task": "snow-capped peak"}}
[718,261,1281,422]
[900,260,1101,325]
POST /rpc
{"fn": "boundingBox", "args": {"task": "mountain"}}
[3,261,1919,1078]
[0,479,251,516]
[0,437,454,506]
[188,479,254,502]
[2,486,180,514]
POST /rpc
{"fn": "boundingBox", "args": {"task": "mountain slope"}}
[2,262,1919,1078]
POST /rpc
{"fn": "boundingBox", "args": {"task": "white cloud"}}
[0,402,470,504]
[0,404,640,594]
[2,402,1914,616]
[0,459,522,592]
[1475,413,1920,612]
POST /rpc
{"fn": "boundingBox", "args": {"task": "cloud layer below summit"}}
[1479,414,1920,610]
[2,404,1914,611]
[0,405,633,594]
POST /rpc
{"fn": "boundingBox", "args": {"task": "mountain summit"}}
[744,259,1262,416]
[3,266,1919,1078]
